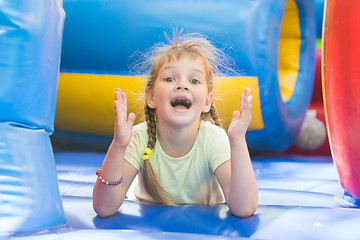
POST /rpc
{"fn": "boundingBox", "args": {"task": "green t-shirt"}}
[125,121,230,204]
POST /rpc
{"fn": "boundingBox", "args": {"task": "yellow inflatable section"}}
[56,74,263,136]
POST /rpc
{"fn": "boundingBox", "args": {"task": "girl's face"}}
[147,55,213,128]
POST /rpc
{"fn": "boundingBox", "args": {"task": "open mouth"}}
[170,97,192,110]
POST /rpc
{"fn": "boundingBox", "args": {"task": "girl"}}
[93,32,258,218]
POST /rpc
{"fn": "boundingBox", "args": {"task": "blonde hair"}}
[140,31,232,205]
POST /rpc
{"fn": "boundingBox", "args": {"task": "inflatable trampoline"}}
[1,0,360,239]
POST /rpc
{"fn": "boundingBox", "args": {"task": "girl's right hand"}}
[113,88,136,148]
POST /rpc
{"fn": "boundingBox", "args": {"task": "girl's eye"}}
[190,79,200,84]
[164,77,175,82]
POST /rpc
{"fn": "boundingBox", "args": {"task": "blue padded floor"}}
[10,153,360,240]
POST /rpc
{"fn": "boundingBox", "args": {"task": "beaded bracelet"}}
[96,168,123,186]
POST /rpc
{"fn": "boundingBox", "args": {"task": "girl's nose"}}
[176,85,189,91]
[176,79,189,91]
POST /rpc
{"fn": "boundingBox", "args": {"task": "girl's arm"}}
[93,89,138,217]
[215,87,258,218]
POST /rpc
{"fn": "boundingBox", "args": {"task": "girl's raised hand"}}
[113,88,136,148]
[228,87,252,140]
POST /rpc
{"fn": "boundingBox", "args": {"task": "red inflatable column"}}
[322,0,360,202]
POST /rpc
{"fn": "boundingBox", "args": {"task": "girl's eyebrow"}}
[160,66,175,73]
[161,66,205,76]
[191,68,205,76]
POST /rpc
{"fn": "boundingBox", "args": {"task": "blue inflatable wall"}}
[0,0,66,234]
[53,0,316,155]
[0,0,319,236]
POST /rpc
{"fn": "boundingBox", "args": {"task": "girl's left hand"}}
[228,87,252,140]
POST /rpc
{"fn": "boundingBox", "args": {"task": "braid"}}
[209,104,222,127]
[201,103,222,128]
[142,105,174,205]
[145,106,157,149]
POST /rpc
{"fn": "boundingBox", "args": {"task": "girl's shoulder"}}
[199,121,228,138]
[132,121,148,132]
[198,121,230,161]
[200,120,226,132]
[131,122,149,140]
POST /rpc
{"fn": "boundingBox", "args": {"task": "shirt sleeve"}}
[124,126,145,171]
[208,126,231,172]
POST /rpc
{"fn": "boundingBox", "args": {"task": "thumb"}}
[127,112,136,128]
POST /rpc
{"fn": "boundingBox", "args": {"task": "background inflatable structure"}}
[52,0,316,155]
[1,0,360,239]
[322,0,360,204]
[0,0,66,235]
[283,0,330,156]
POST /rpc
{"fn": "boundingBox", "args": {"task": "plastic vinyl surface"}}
[283,48,331,156]
[52,0,316,155]
[7,153,360,240]
[0,0,66,235]
[322,0,360,199]
[315,0,325,38]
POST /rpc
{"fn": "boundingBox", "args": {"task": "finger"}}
[247,95,253,110]
[114,89,122,116]
[115,88,121,101]
[240,93,245,114]
[114,100,118,117]
[245,94,252,110]
[114,101,124,122]
[127,112,136,128]
[115,89,123,112]
[231,110,240,122]
[243,95,253,118]
[243,88,251,114]
[122,92,128,113]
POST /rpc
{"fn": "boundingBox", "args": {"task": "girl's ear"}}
[146,89,156,109]
[202,92,213,113]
